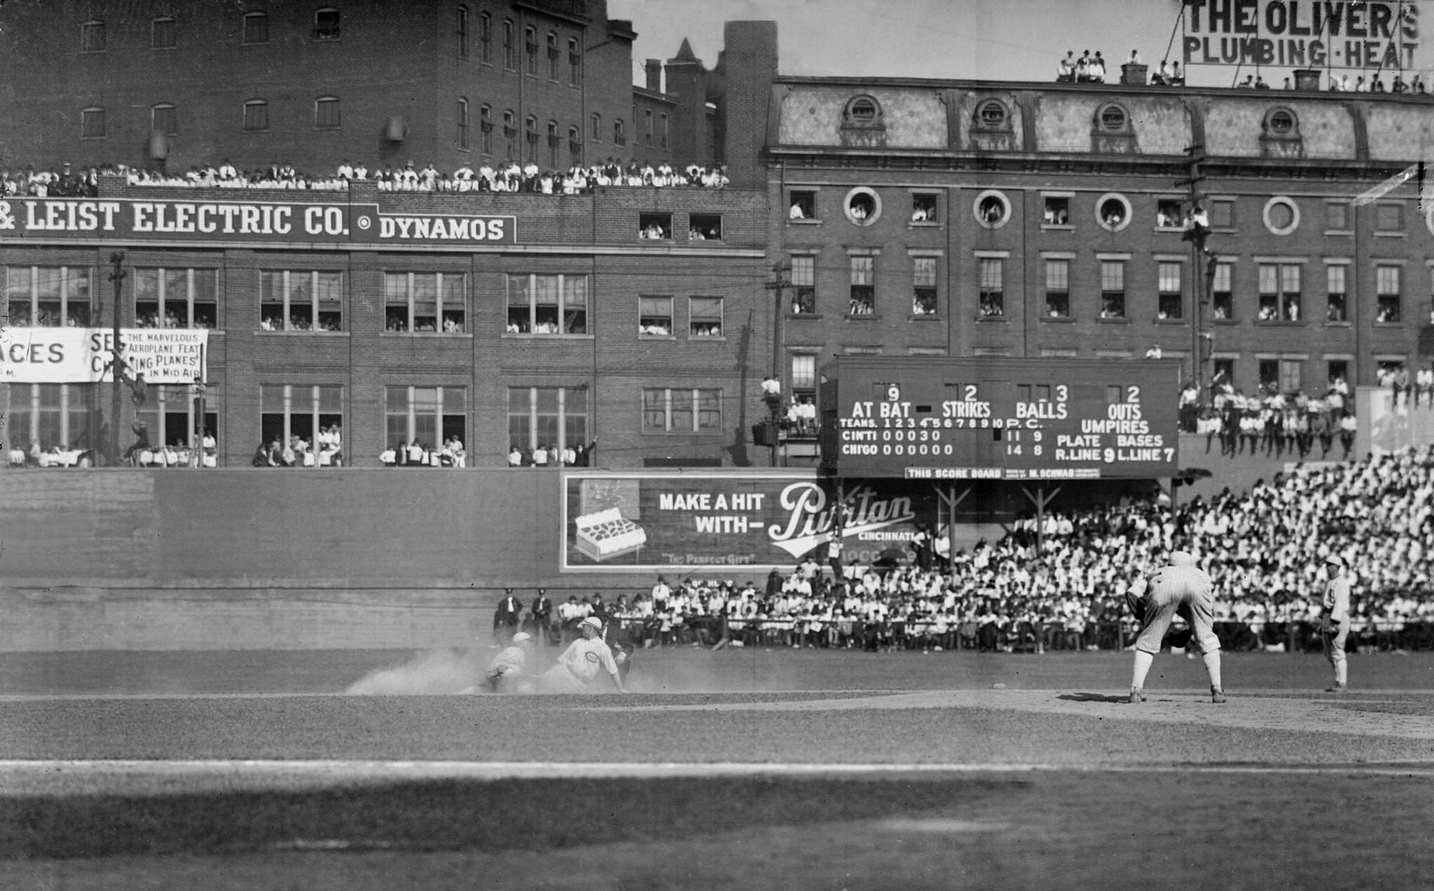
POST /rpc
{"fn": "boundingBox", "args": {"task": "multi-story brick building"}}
[765,72,1434,462]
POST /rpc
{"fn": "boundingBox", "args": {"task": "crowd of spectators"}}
[509,445,1434,656]
[251,426,344,467]
[1,157,729,198]
[507,440,597,468]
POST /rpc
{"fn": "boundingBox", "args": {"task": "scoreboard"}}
[817,356,1180,480]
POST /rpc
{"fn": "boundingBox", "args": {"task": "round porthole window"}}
[973,190,1010,228]
[1263,196,1300,235]
[1096,193,1132,231]
[976,99,1008,128]
[1098,103,1128,131]
[844,187,881,225]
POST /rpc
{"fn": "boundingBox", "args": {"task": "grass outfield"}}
[1,649,1432,889]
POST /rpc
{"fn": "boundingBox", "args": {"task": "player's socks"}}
[1203,650,1222,691]
[1210,686,1227,703]
[1130,650,1154,691]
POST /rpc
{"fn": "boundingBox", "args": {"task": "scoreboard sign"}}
[818,357,1179,480]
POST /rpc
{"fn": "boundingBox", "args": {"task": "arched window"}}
[974,99,1008,129]
[843,95,881,126]
[1097,103,1129,131]
[614,118,626,146]
[151,103,177,135]
[456,5,469,59]
[242,12,269,44]
[479,104,492,153]
[547,31,559,79]
[591,112,602,143]
[151,16,175,49]
[1264,107,1298,137]
[457,98,469,149]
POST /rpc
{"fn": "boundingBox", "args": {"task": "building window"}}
[975,190,1009,227]
[524,115,538,162]
[911,193,938,224]
[790,255,816,314]
[911,256,938,316]
[1325,265,1347,322]
[689,213,722,241]
[613,118,626,146]
[1097,103,1128,131]
[639,212,671,240]
[260,384,343,467]
[384,272,466,333]
[457,5,469,58]
[643,388,722,434]
[1044,259,1070,318]
[133,268,218,329]
[1327,359,1348,389]
[590,113,602,143]
[1326,200,1350,231]
[1266,107,1297,136]
[259,270,344,332]
[1156,199,1183,228]
[568,126,582,164]
[1211,262,1233,320]
[5,265,92,327]
[1099,260,1126,318]
[848,255,875,316]
[1212,358,1235,388]
[788,190,816,221]
[1257,262,1301,322]
[4,384,93,457]
[1263,196,1300,235]
[1257,358,1303,394]
[569,38,581,84]
[151,16,176,48]
[1210,199,1235,228]
[505,273,588,335]
[638,295,673,337]
[524,26,538,74]
[477,104,492,153]
[976,100,1011,130]
[1157,262,1183,320]
[502,19,516,69]
[80,19,106,52]
[1042,196,1070,226]
[456,98,469,149]
[1376,266,1402,322]
[845,187,880,225]
[133,384,219,462]
[502,110,517,157]
[689,296,724,338]
[314,96,341,129]
[243,12,269,43]
[151,103,177,136]
[80,107,106,139]
[1375,202,1404,233]
[478,12,491,63]
[545,120,559,167]
[547,31,559,79]
[385,386,466,464]
[659,114,669,149]
[643,109,654,146]
[978,257,1004,317]
[845,95,881,125]
[313,7,340,40]
[1097,194,1131,230]
[243,100,269,131]
[508,386,588,458]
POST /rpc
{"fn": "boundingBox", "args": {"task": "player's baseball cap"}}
[511,632,532,643]
[580,616,602,631]
[1170,551,1197,566]
[1326,554,1344,567]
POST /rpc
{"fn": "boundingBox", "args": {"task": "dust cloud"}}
[345,648,483,695]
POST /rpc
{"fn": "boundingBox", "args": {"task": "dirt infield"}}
[1,649,1432,889]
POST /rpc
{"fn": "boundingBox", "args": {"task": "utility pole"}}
[106,251,126,466]
[762,262,791,467]
[1179,144,1212,396]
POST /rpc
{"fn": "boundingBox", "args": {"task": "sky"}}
[608,0,1434,88]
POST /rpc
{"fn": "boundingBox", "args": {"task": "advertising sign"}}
[1182,0,1418,70]
[0,327,208,384]
[0,197,516,246]
[561,471,924,571]
[819,357,1180,481]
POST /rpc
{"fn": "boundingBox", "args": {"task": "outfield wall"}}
[0,435,1336,652]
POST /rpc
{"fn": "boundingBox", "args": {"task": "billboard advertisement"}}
[1182,0,1418,70]
[560,471,924,572]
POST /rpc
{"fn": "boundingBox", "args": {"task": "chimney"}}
[644,58,662,92]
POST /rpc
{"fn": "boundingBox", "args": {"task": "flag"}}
[1352,163,1419,206]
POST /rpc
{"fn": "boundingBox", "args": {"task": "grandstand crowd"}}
[515,446,1434,656]
[0,157,730,197]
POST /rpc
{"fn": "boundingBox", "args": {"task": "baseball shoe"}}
[1325,683,1347,693]
[1210,687,1227,703]
[1128,688,1146,703]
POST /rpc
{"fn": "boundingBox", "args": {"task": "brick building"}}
[766,73,1434,462]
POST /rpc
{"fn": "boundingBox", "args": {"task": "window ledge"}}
[1097,316,1130,324]
[256,329,349,335]
[1254,320,1304,326]
[787,312,822,320]
[843,313,881,321]
[381,332,473,337]
[504,332,594,339]
[1372,231,1407,238]
[1324,320,1352,327]
[1373,321,1405,327]
[688,335,727,342]
[787,219,823,226]
[907,221,942,229]
[909,313,941,321]
[1040,315,1075,323]
[975,314,1008,322]
[1153,318,1186,325]
[1041,224,1074,232]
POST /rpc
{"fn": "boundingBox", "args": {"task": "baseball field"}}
[1,646,1432,890]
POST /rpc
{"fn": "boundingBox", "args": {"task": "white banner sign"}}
[0,327,209,384]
